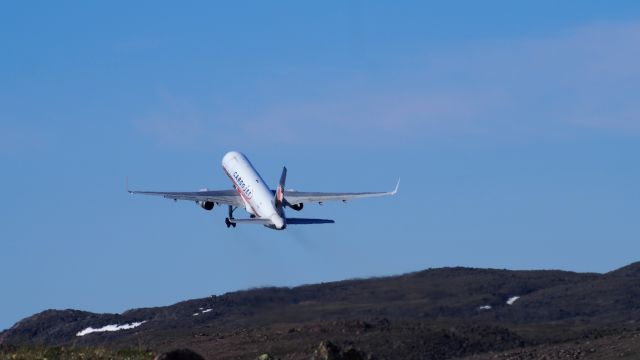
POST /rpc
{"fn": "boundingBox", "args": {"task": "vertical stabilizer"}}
[274,167,287,215]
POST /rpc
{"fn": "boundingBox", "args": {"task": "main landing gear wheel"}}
[225,205,237,228]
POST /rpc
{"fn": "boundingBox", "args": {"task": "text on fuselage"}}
[233,171,253,199]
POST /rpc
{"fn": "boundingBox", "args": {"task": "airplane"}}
[127,151,399,230]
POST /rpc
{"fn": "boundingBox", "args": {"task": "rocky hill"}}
[2,263,640,359]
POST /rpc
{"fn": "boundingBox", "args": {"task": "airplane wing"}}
[284,179,399,205]
[128,188,244,207]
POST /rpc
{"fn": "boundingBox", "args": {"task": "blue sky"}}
[1,1,640,330]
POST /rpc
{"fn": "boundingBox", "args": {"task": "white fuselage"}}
[221,151,285,229]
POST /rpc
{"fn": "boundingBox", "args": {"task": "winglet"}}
[391,178,400,195]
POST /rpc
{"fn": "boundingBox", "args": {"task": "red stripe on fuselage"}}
[223,167,260,216]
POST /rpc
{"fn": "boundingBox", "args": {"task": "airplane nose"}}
[222,151,240,167]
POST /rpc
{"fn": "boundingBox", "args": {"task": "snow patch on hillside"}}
[76,321,146,337]
[192,308,213,316]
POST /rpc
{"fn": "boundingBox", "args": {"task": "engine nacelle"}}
[290,203,304,211]
[199,201,214,211]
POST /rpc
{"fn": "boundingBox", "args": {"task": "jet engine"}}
[290,203,304,211]
[198,201,214,210]
[196,188,214,210]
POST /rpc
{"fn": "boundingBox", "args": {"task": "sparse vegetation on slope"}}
[0,345,154,360]
[2,263,640,359]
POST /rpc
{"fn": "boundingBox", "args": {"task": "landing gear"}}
[225,205,237,228]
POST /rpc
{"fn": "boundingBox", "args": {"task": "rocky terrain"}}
[2,262,640,359]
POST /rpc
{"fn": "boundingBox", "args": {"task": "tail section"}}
[275,166,287,214]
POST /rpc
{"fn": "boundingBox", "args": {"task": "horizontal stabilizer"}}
[286,218,335,225]
[229,218,272,225]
